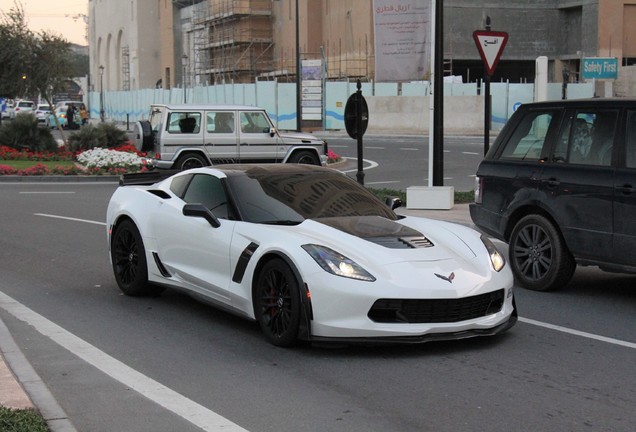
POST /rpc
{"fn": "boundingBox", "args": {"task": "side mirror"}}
[269,127,277,137]
[385,196,403,210]
[183,203,220,228]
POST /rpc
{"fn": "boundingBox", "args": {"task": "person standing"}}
[79,104,88,126]
[66,103,77,129]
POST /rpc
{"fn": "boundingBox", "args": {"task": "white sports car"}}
[107,164,517,346]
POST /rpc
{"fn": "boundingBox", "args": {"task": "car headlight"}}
[481,235,505,272]
[302,244,375,281]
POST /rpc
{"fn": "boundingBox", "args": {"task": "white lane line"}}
[34,213,107,226]
[366,146,385,150]
[462,151,481,155]
[341,157,379,172]
[519,317,636,350]
[400,148,418,151]
[0,291,250,432]
[20,192,76,194]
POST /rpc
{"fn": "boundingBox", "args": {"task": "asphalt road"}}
[0,182,634,432]
[315,133,489,192]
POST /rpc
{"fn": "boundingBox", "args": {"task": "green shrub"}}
[67,122,128,152]
[0,114,58,153]
[0,407,49,432]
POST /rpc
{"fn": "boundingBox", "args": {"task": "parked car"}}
[134,104,328,170]
[35,104,53,124]
[470,98,636,291]
[10,100,35,119]
[1,100,14,120]
[107,164,516,346]
[46,100,81,128]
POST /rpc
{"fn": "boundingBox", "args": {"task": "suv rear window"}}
[500,111,554,161]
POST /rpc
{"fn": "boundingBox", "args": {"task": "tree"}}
[0,1,76,144]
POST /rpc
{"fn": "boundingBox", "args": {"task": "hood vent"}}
[366,235,434,249]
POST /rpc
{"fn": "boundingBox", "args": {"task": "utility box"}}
[406,186,454,210]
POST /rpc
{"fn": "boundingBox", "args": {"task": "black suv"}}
[470,99,636,291]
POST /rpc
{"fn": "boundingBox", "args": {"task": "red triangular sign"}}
[473,30,508,76]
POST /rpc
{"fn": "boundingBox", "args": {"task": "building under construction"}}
[162,0,376,89]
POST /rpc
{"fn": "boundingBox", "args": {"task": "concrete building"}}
[88,0,161,92]
[89,0,636,94]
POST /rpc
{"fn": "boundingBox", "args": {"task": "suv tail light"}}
[474,176,483,204]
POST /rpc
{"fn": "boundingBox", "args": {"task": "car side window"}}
[240,111,270,134]
[626,111,636,169]
[559,110,617,166]
[500,111,553,160]
[167,112,201,134]
[182,174,231,219]
[206,111,235,133]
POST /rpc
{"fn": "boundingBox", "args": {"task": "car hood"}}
[278,131,323,143]
[297,216,478,265]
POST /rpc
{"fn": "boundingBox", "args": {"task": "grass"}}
[0,160,76,169]
[0,407,49,432]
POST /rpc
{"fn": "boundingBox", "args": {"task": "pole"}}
[483,17,491,156]
[484,74,490,155]
[355,79,364,186]
[99,65,104,123]
[432,0,443,186]
[295,0,302,132]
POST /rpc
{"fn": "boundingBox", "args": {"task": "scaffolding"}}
[121,46,130,91]
[188,0,273,84]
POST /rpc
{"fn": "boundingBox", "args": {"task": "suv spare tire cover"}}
[134,120,153,152]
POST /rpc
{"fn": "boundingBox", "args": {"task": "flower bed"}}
[0,144,147,176]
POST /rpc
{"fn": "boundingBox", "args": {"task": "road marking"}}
[20,191,76,194]
[341,157,379,172]
[461,151,481,155]
[366,146,385,149]
[34,213,107,226]
[400,148,418,151]
[519,317,636,350]
[0,291,250,432]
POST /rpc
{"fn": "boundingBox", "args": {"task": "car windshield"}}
[227,170,397,224]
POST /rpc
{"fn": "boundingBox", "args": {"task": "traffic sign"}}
[344,92,368,140]
[473,30,509,76]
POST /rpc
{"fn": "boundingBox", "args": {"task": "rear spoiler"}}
[119,170,180,186]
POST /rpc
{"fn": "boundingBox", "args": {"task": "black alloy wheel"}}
[254,259,301,346]
[111,220,161,296]
[509,214,575,291]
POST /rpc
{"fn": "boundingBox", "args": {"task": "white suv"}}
[135,104,328,170]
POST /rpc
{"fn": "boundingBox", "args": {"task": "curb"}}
[0,315,77,432]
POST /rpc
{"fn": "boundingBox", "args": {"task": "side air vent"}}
[148,190,171,199]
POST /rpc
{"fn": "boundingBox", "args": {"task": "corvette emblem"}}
[434,272,455,283]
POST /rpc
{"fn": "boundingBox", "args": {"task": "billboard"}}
[373,0,431,82]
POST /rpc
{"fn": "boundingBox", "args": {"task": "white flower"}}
[77,148,142,169]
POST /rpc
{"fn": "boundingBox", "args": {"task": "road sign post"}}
[473,29,508,155]
[344,80,369,185]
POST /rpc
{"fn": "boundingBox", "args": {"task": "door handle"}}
[615,184,635,194]
[542,178,560,188]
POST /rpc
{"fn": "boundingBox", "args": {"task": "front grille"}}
[368,289,505,324]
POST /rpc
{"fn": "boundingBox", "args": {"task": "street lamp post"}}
[99,65,104,122]
[182,54,188,104]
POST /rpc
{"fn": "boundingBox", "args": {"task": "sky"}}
[0,0,88,45]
